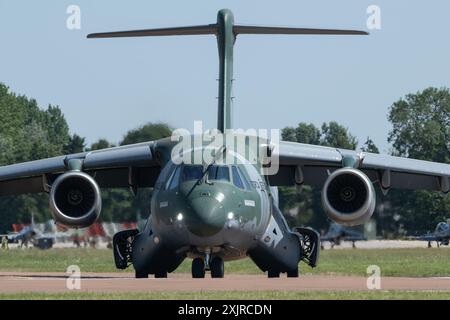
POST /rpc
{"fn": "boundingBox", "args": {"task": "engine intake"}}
[49,171,102,228]
[322,168,375,226]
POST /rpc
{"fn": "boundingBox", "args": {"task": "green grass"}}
[2,291,450,300]
[310,248,450,277]
[1,247,450,277]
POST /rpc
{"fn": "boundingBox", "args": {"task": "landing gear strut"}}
[192,256,225,278]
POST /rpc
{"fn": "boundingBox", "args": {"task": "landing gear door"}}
[293,227,320,268]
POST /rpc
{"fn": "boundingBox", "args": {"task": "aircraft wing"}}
[38,232,71,239]
[0,141,161,197]
[269,141,450,193]
[343,235,367,241]
[412,234,441,241]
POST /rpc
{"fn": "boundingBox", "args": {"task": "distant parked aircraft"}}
[1,214,69,249]
[321,223,366,249]
[411,220,450,248]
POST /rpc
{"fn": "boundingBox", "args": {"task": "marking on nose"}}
[200,192,211,197]
[244,200,255,207]
[160,201,168,208]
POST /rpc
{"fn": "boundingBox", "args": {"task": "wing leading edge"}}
[0,141,161,197]
[270,141,450,193]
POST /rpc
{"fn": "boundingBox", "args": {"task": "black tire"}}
[287,268,299,278]
[135,270,148,279]
[210,257,224,278]
[192,258,205,278]
[155,270,168,278]
[268,270,280,278]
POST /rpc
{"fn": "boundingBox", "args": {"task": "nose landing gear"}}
[191,256,224,278]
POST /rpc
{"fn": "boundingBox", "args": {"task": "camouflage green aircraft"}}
[0,9,449,278]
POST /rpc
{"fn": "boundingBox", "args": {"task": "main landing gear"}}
[192,256,224,278]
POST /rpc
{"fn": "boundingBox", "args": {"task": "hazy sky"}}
[1,1,449,153]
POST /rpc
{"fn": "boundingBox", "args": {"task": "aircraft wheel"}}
[135,270,148,279]
[210,257,224,278]
[268,270,280,278]
[155,270,168,278]
[192,258,205,278]
[287,268,299,278]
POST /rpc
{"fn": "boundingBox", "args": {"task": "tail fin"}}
[88,9,368,132]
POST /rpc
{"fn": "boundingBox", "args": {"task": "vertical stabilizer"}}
[216,9,235,133]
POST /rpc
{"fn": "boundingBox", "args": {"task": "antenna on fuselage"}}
[87,9,368,133]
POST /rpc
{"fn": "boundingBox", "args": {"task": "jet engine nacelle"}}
[322,168,375,226]
[49,171,102,228]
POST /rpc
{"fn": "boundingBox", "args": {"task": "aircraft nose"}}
[186,194,226,237]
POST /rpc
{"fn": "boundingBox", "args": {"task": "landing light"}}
[176,213,184,221]
[227,212,234,220]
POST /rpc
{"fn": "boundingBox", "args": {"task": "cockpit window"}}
[437,222,449,233]
[167,166,181,190]
[232,166,245,189]
[182,165,204,182]
[207,165,230,182]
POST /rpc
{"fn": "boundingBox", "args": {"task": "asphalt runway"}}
[1,272,450,293]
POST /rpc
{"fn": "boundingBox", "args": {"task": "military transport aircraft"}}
[411,219,450,248]
[0,9,448,278]
[320,223,366,249]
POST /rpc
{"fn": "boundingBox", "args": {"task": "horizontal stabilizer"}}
[88,24,367,39]
[87,24,217,39]
[233,25,368,36]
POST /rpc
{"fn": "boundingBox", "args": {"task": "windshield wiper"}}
[186,146,226,197]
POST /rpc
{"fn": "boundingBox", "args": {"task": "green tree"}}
[281,123,321,145]
[121,122,172,146]
[361,137,380,154]
[388,87,449,163]
[64,134,86,154]
[321,122,358,150]
[386,87,450,235]
[89,138,114,151]
[0,84,71,232]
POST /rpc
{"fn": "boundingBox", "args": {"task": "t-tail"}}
[88,9,368,133]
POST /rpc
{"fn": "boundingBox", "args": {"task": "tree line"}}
[0,83,448,235]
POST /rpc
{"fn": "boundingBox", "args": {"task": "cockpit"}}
[436,222,449,233]
[165,164,250,191]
